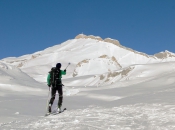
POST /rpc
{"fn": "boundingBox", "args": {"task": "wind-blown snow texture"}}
[1,34,175,130]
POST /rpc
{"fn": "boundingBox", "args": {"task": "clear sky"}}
[0,0,175,59]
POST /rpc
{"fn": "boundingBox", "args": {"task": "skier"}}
[47,63,66,113]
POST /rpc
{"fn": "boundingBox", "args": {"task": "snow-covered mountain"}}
[1,34,175,129]
[1,34,175,84]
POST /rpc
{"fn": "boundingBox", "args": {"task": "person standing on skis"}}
[47,63,66,113]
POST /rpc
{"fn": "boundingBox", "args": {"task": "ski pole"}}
[45,87,51,114]
[65,62,71,70]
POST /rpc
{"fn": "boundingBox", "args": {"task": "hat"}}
[56,63,61,69]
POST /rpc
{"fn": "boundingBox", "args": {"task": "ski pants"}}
[49,85,63,107]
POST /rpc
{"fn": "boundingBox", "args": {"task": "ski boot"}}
[58,105,62,113]
[48,104,52,113]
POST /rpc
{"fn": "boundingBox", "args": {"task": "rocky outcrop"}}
[75,34,120,45]
[99,55,122,68]
[75,34,103,41]
[99,66,134,83]
[73,59,90,77]
[154,50,175,59]
[104,38,120,46]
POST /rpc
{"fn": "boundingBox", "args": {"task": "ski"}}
[45,108,66,117]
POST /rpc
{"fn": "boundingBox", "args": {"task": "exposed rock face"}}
[17,54,41,67]
[104,38,120,46]
[73,59,91,77]
[154,50,175,59]
[76,59,90,67]
[2,53,41,68]
[75,34,103,41]
[99,55,122,68]
[99,66,134,83]
[75,34,120,45]
[17,62,24,67]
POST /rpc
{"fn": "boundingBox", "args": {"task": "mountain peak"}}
[75,34,121,46]
[75,34,103,41]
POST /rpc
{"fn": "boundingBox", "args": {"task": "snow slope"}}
[1,61,175,129]
[0,61,46,96]
[1,34,175,129]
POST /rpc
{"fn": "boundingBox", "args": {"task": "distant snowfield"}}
[1,37,175,129]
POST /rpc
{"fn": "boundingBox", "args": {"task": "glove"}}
[48,84,51,87]
[64,69,66,72]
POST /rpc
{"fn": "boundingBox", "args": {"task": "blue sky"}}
[0,0,175,59]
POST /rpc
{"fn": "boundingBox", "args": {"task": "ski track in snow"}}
[1,104,175,130]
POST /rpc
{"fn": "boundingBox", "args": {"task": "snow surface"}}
[1,37,175,129]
